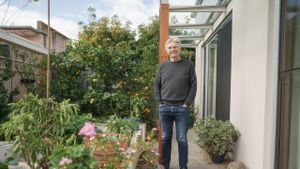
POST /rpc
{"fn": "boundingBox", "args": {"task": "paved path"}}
[0,142,30,169]
[0,141,11,161]
[169,128,228,169]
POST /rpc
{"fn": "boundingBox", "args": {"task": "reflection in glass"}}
[280,0,300,168]
[288,70,300,169]
[283,0,300,70]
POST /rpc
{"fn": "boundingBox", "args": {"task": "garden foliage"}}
[48,12,159,126]
[0,45,15,120]
[48,145,98,169]
[0,94,79,169]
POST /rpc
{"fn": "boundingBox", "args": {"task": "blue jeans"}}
[159,104,189,169]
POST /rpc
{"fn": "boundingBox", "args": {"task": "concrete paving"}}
[0,141,11,161]
[0,142,30,169]
[169,128,228,169]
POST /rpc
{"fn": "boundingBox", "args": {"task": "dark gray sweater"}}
[154,59,197,106]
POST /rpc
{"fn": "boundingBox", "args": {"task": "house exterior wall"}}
[22,34,45,48]
[37,21,69,53]
[1,21,70,101]
[194,0,280,168]
[51,32,69,53]
[230,0,269,167]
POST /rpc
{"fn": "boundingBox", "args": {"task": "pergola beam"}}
[170,5,227,12]
[170,23,213,29]
[181,44,197,48]
[170,35,203,41]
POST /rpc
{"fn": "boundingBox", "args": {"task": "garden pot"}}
[85,133,129,168]
[211,154,226,163]
[92,144,116,168]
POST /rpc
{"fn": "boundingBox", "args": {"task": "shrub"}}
[106,115,139,137]
[0,94,79,169]
[48,145,98,169]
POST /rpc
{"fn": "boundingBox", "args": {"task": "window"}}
[276,0,300,168]
[203,17,232,120]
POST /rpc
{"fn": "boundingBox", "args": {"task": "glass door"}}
[277,0,300,168]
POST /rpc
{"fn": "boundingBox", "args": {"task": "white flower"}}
[59,157,73,166]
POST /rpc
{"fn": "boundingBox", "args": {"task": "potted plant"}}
[194,117,240,163]
[79,122,129,169]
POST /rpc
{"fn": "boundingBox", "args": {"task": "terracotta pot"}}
[84,133,129,168]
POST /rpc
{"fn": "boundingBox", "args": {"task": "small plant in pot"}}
[79,122,129,169]
[194,117,240,163]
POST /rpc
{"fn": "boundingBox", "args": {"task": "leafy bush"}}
[63,114,95,144]
[0,44,16,124]
[194,117,240,156]
[45,14,159,129]
[48,145,98,169]
[106,115,139,137]
[0,161,8,169]
[0,94,79,169]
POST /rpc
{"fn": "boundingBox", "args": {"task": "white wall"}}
[230,0,269,168]
[230,0,279,168]
[195,0,280,168]
[23,34,45,48]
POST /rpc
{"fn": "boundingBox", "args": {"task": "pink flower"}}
[78,122,96,138]
[59,157,73,166]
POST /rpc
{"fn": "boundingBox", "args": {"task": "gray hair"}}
[165,37,181,49]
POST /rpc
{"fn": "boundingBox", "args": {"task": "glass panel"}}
[282,1,300,167]
[283,0,300,70]
[204,35,218,117]
[287,69,300,169]
[196,0,220,25]
[278,1,300,168]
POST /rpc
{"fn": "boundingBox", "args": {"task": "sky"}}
[0,0,197,40]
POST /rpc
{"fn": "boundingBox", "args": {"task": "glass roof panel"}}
[168,0,231,41]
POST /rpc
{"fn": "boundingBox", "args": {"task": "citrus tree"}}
[130,16,159,124]
[50,10,159,125]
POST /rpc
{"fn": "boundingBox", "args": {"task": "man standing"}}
[154,37,197,169]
